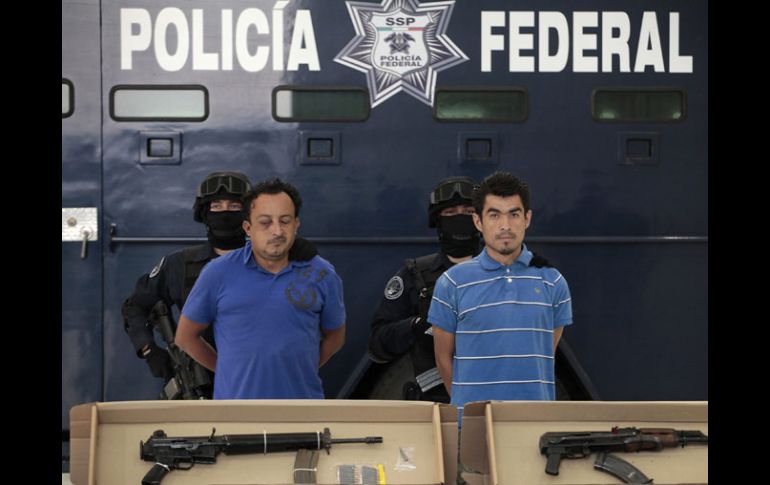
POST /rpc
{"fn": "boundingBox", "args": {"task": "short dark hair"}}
[472,171,531,218]
[243,178,303,220]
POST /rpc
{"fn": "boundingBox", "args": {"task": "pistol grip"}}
[142,463,171,485]
[545,452,563,475]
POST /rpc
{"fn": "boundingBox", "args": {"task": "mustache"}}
[495,231,515,239]
[268,236,287,244]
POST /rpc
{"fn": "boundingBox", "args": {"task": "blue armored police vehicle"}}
[62,0,707,470]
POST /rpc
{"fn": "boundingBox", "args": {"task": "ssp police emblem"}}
[335,0,467,107]
[384,275,404,300]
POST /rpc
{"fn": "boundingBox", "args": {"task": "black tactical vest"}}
[180,244,217,349]
[404,253,450,402]
[180,245,210,305]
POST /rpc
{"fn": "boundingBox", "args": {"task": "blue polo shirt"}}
[182,241,346,399]
[428,245,572,414]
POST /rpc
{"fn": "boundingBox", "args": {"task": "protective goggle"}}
[430,180,476,205]
[198,174,250,197]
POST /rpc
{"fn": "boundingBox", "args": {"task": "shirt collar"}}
[241,240,312,272]
[241,241,255,266]
[478,244,533,270]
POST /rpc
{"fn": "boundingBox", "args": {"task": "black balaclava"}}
[437,214,480,258]
[203,206,246,250]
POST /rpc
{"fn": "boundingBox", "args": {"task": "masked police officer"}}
[121,171,317,398]
[366,176,552,402]
[366,177,480,402]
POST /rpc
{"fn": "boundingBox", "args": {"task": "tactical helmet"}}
[192,171,252,222]
[427,176,477,228]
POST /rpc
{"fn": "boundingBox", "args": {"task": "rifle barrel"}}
[331,437,384,445]
[678,431,708,445]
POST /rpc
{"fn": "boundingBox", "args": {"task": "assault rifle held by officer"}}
[140,427,383,484]
[539,427,708,483]
[149,301,211,400]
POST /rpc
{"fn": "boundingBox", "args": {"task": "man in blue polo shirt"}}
[176,178,346,399]
[429,171,572,416]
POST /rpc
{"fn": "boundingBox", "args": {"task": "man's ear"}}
[525,210,532,229]
[242,220,250,232]
[472,213,483,232]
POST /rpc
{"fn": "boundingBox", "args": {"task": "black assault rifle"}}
[539,427,708,483]
[149,301,212,400]
[140,427,383,485]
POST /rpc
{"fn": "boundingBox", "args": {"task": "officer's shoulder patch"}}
[384,275,404,300]
[149,257,165,279]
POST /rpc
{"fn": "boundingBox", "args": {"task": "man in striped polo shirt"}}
[429,171,573,416]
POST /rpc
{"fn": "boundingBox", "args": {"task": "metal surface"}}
[61,208,98,242]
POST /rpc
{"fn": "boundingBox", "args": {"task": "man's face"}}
[242,192,300,262]
[209,199,243,212]
[472,194,531,258]
[439,204,475,218]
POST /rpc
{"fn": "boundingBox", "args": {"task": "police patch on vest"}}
[149,257,165,278]
[384,276,404,300]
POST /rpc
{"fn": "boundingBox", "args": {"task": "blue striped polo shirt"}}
[428,245,572,414]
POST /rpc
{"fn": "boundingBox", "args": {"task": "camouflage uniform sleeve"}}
[368,266,419,363]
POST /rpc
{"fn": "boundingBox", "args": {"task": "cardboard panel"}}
[70,400,446,485]
[69,403,96,485]
[439,404,458,484]
[460,401,708,485]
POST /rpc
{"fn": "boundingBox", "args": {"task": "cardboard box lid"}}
[70,402,96,485]
[459,401,708,485]
[70,400,446,485]
[438,404,458,485]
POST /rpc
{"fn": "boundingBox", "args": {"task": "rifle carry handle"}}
[141,462,171,485]
[545,452,563,475]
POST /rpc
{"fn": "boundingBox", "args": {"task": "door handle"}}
[81,229,90,259]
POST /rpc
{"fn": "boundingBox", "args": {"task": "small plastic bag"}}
[395,445,417,471]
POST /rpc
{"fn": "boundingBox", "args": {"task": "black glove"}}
[289,236,318,261]
[530,250,552,268]
[144,342,173,380]
[410,316,432,337]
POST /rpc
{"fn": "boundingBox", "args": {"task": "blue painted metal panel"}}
[62,0,103,429]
